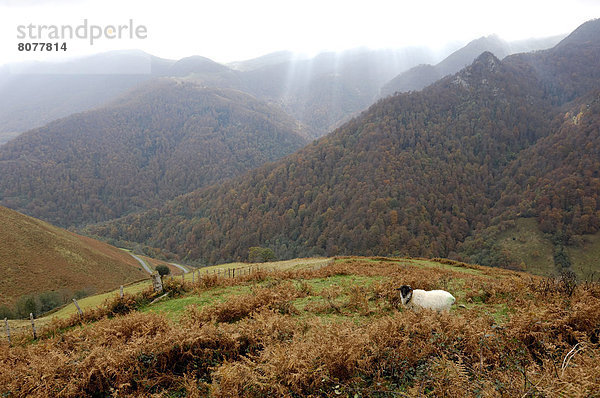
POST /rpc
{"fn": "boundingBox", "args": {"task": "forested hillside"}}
[0,80,307,227]
[90,20,600,270]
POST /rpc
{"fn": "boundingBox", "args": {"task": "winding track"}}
[170,263,189,273]
[129,253,153,274]
[129,252,190,274]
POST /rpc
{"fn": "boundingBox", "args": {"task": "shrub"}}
[248,247,275,263]
[156,264,171,276]
[38,291,62,313]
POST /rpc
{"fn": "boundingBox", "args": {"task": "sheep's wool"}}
[405,289,455,312]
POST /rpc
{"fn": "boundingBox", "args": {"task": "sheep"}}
[397,285,455,312]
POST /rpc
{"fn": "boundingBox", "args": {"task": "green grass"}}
[143,273,385,323]
[304,274,384,291]
[143,285,252,321]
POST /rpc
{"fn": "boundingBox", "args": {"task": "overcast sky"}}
[1,0,599,65]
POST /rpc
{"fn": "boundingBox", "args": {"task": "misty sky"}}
[1,0,599,65]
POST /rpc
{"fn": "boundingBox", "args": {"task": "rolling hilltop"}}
[90,20,600,276]
[0,80,308,227]
[1,257,599,396]
[0,205,147,310]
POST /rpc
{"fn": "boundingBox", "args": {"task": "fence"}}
[2,258,334,342]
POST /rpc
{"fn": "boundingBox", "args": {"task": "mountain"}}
[380,34,564,96]
[0,50,175,133]
[0,205,147,309]
[0,79,308,227]
[89,20,600,276]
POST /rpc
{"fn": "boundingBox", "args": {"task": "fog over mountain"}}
[0,46,442,136]
[0,34,562,139]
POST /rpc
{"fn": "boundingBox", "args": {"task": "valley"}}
[1,13,600,397]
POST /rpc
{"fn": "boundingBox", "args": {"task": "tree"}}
[248,247,275,263]
[15,295,39,318]
[155,265,171,276]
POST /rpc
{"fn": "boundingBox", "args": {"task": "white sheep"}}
[397,285,455,312]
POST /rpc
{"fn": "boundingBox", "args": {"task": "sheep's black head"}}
[398,285,413,305]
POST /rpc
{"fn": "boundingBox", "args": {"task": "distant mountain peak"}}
[473,51,501,71]
[450,51,503,89]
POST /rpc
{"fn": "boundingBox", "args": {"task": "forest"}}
[0,81,307,227]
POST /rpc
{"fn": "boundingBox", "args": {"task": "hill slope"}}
[0,80,308,227]
[0,205,147,308]
[90,20,600,271]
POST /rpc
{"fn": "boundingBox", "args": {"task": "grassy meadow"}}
[1,257,599,397]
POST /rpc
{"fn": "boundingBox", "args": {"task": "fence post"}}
[120,285,124,298]
[29,313,37,340]
[72,299,83,316]
[4,318,10,346]
[192,271,195,284]
[233,268,236,278]
[152,271,163,293]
